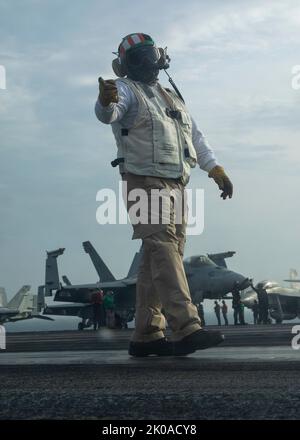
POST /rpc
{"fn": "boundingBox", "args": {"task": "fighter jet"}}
[241,280,300,323]
[184,252,251,303]
[0,285,53,325]
[42,243,251,330]
[42,244,139,329]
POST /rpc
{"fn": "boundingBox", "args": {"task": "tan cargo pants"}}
[122,172,202,343]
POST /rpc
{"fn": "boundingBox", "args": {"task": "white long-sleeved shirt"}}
[95,80,218,173]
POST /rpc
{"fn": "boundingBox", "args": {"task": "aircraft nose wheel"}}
[78,322,84,331]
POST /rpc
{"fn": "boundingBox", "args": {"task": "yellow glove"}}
[98,77,119,107]
[208,165,233,199]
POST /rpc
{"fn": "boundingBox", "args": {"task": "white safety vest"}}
[111,78,197,183]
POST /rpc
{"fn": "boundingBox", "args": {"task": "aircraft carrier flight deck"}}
[0,324,299,420]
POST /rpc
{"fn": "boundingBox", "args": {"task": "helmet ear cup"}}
[157,47,170,70]
[112,58,127,77]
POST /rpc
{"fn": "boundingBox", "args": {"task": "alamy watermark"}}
[0,65,6,90]
[96,181,205,236]
[0,325,6,350]
[291,65,300,90]
[291,325,300,350]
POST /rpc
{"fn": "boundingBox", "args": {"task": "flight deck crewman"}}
[104,290,116,329]
[214,301,221,326]
[90,289,104,331]
[95,33,233,356]
[221,300,229,326]
[252,300,259,324]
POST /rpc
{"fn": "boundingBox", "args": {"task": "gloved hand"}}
[208,165,233,199]
[98,77,118,107]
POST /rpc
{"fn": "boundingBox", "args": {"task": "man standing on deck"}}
[95,33,233,356]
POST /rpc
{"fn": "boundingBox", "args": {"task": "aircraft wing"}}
[29,315,55,321]
[284,279,300,283]
[44,303,86,317]
[121,278,137,286]
[98,279,136,288]
[8,314,55,322]
[242,285,300,309]
[269,287,300,297]
[57,280,133,291]
[0,308,19,323]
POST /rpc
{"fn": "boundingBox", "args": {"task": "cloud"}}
[68,71,115,87]
[1,0,300,298]
[228,98,300,132]
[225,143,285,154]
[163,1,300,55]
[69,74,98,87]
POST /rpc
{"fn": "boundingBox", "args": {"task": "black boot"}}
[173,329,224,356]
[129,337,173,357]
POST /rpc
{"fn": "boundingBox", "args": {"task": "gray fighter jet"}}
[42,244,140,329]
[241,280,300,323]
[42,242,251,330]
[0,285,53,325]
[184,252,251,303]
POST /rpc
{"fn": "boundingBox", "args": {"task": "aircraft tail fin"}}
[45,248,65,296]
[32,295,38,313]
[289,268,299,289]
[37,285,46,312]
[127,247,143,278]
[82,241,116,282]
[7,285,32,311]
[207,251,236,268]
[62,275,72,286]
[0,287,7,307]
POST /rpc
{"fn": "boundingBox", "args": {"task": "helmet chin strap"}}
[163,69,185,103]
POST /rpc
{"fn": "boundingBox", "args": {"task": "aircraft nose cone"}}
[230,273,251,291]
[237,276,252,290]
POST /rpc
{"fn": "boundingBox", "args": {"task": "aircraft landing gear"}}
[274,295,284,325]
[77,306,94,330]
[78,317,88,331]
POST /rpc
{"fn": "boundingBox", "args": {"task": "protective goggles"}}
[125,46,161,67]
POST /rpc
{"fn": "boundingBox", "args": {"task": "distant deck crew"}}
[214,301,221,326]
[104,290,116,329]
[196,303,206,327]
[252,300,259,324]
[221,300,229,325]
[232,289,240,325]
[250,282,270,324]
[238,300,246,325]
[90,289,104,331]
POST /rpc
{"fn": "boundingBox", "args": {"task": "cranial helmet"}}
[112,33,170,84]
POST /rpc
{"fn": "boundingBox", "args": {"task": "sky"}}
[0,0,300,306]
